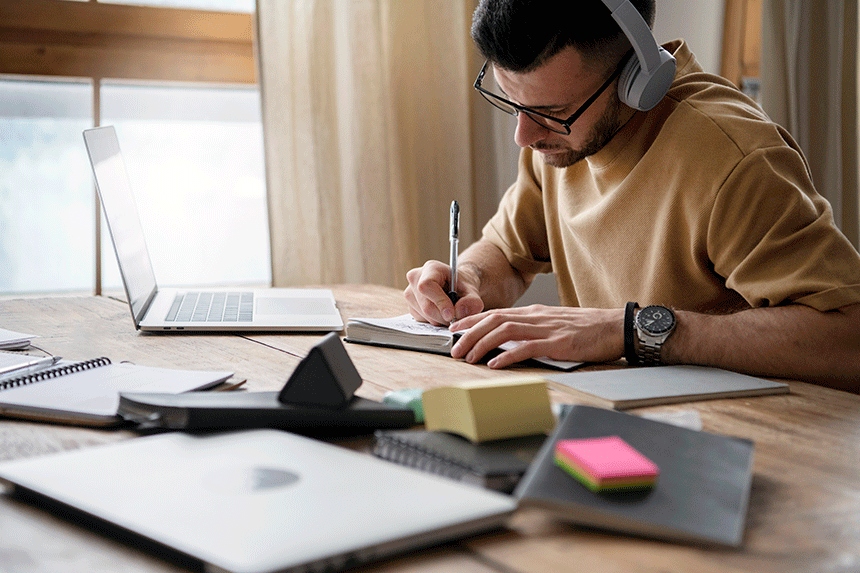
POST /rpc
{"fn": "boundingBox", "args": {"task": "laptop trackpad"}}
[256,297,333,316]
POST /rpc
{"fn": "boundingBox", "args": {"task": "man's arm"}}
[667,303,860,392]
[449,302,860,392]
[404,239,533,325]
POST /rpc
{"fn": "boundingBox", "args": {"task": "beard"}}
[533,93,624,168]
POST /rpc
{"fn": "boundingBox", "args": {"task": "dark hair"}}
[471,0,656,72]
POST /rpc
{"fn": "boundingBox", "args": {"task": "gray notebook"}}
[514,404,755,547]
[546,365,788,409]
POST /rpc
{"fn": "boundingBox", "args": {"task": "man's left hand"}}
[449,305,625,368]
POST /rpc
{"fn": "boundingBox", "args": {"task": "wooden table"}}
[0,284,858,573]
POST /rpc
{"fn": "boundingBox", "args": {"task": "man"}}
[404,0,860,391]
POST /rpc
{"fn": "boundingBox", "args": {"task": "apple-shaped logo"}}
[203,466,300,494]
[250,467,299,490]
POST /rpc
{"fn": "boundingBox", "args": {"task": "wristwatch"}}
[634,305,676,365]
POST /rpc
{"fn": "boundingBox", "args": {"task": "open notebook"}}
[345,314,581,371]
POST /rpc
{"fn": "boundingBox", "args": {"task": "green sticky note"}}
[383,388,424,423]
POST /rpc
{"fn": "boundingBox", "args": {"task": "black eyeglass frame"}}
[473,52,630,135]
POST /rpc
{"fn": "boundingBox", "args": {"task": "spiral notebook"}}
[372,429,548,493]
[0,357,233,426]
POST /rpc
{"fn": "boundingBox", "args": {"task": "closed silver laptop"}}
[83,126,343,332]
[0,430,516,573]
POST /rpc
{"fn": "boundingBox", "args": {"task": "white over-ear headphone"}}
[601,0,676,111]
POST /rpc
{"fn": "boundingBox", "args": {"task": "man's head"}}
[471,0,656,73]
[471,0,657,168]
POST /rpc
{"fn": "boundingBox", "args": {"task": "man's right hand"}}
[404,260,484,326]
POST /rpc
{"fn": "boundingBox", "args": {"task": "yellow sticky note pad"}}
[421,376,555,442]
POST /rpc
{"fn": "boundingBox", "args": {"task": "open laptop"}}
[0,430,517,573]
[83,126,344,332]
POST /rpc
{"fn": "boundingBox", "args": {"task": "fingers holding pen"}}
[405,261,484,325]
[405,262,458,325]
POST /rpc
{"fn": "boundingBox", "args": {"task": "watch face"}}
[637,306,675,335]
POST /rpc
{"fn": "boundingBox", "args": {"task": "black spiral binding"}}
[0,357,112,391]
[371,432,474,481]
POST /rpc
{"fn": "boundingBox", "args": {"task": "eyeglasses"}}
[473,53,629,135]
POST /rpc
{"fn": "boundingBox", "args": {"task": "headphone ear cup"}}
[616,54,641,109]
[616,47,676,111]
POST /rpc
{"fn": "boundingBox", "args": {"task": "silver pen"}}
[0,355,61,379]
[448,200,460,304]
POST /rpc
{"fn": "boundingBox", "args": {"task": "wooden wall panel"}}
[0,0,255,83]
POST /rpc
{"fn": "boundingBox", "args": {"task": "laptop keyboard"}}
[165,292,254,322]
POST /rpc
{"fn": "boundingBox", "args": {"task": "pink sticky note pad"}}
[555,436,659,483]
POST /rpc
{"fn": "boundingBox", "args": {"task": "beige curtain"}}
[761,0,859,249]
[255,0,500,287]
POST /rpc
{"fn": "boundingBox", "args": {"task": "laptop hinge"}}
[134,287,159,330]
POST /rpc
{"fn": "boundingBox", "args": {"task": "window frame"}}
[0,0,255,84]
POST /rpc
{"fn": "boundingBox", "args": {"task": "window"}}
[100,83,268,290]
[0,0,267,295]
[0,79,94,292]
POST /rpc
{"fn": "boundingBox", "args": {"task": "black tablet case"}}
[118,392,415,435]
[514,404,754,547]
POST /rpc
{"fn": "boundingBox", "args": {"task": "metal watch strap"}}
[639,340,664,365]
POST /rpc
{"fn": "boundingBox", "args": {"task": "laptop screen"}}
[84,127,157,324]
